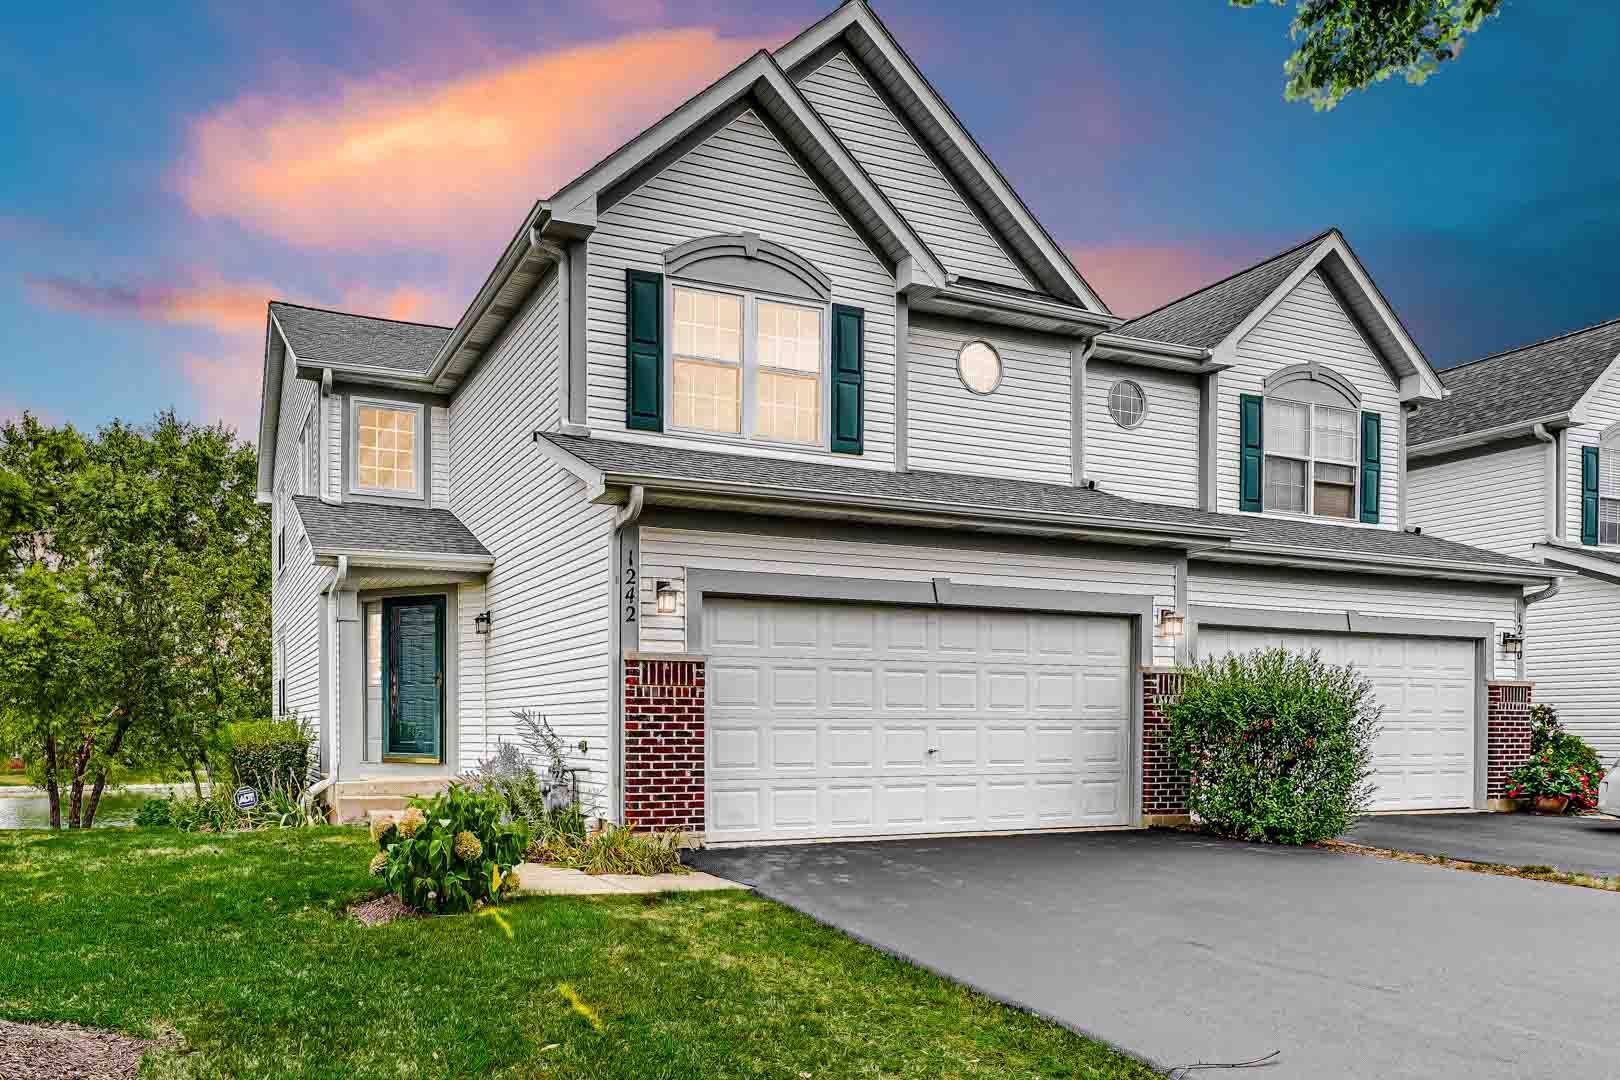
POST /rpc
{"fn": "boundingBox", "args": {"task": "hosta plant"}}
[378,785,528,914]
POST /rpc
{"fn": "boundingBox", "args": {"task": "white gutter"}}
[1201,545,1561,586]
[1408,412,1571,460]
[613,485,645,530]
[315,550,495,572]
[1090,332,1212,362]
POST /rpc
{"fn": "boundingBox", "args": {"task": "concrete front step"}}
[328,776,455,823]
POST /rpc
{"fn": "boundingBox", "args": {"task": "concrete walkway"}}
[1346,811,1620,878]
[691,830,1620,1080]
[513,863,746,896]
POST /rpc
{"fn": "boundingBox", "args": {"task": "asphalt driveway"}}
[691,831,1620,1079]
[1346,811,1620,878]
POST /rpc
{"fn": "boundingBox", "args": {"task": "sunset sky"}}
[3,0,1616,438]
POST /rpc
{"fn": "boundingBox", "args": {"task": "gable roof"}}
[1111,232,1327,348]
[775,1,1107,312]
[1105,229,1445,401]
[269,302,452,376]
[1409,316,1620,448]
[290,495,490,560]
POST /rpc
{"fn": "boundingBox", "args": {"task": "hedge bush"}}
[1167,648,1380,844]
[225,716,313,794]
[374,784,528,914]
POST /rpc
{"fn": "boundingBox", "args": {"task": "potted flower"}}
[1504,753,1586,814]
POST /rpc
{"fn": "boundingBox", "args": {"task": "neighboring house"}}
[1406,318,1620,782]
[259,0,1554,840]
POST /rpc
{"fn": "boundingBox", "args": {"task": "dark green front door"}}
[383,597,445,763]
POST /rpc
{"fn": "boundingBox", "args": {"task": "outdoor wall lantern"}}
[1156,608,1186,640]
[474,610,492,635]
[1501,629,1524,657]
[655,580,680,616]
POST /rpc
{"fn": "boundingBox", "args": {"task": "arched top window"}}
[663,233,831,303]
[1260,364,1361,520]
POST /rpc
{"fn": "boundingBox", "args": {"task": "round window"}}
[1108,379,1147,428]
[957,341,1002,395]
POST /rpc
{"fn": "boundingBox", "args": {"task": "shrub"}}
[535,824,686,876]
[1515,704,1607,811]
[1167,648,1380,845]
[378,785,528,914]
[164,778,324,832]
[226,716,313,794]
[134,797,175,828]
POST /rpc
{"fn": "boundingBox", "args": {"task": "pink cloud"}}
[1069,243,1256,318]
[173,28,774,255]
[25,274,276,335]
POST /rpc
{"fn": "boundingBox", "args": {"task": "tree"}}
[0,411,272,827]
[1233,0,1504,110]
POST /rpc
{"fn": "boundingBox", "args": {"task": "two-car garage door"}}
[704,597,1132,844]
[1199,628,1477,811]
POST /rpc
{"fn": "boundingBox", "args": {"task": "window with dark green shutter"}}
[1239,394,1263,512]
[830,304,864,455]
[625,269,664,432]
[1359,411,1381,524]
[1582,446,1600,545]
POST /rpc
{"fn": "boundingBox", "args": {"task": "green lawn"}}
[1,828,1156,1079]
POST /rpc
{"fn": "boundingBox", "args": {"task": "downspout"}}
[610,485,645,827]
[614,485,646,530]
[1533,423,1558,540]
[311,554,349,815]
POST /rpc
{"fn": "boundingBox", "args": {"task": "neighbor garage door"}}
[1199,628,1476,811]
[704,597,1132,843]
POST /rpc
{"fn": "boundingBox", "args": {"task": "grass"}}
[1318,839,1620,893]
[0,828,1157,1079]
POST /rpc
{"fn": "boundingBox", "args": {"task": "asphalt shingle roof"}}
[541,435,1547,576]
[291,496,490,557]
[1109,231,1328,349]
[270,302,452,375]
[1409,317,1620,447]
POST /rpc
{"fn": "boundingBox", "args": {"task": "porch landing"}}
[329,776,456,824]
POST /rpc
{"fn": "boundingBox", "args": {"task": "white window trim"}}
[956,340,1003,396]
[298,404,317,497]
[1599,425,1620,547]
[1263,395,1359,522]
[663,277,832,452]
[1107,377,1148,429]
[348,397,426,499]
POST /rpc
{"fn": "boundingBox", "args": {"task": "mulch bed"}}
[0,1019,156,1080]
[348,892,414,926]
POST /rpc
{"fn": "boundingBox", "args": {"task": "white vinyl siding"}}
[450,266,615,813]
[1217,272,1399,525]
[906,316,1073,483]
[1406,442,1548,558]
[456,580,487,771]
[269,358,329,763]
[588,108,897,468]
[1525,573,1620,762]
[1086,360,1201,507]
[430,406,451,507]
[797,51,1032,291]
[1187,563,1518,679]
[636,526,1179,666]
[324,391,343,502]
[1565,365,1620,543]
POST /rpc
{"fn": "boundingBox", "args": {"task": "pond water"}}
[0,788,186,829]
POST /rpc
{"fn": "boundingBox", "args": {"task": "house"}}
[1406,318,1620,778]
[258,0,1556,840]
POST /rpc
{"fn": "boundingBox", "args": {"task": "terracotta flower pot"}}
[1533,795,1570,815]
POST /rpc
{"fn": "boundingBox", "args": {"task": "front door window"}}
[383,596,445,762]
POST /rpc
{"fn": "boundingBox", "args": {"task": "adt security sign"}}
[233,786,260,811]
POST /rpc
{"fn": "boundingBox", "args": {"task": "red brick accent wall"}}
[622,658,706,833]
[1486,681,1534,803]
[1142,670,1189,821]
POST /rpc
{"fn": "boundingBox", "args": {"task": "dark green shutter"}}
[625,269,663,432]
[830,304,864,455]
[1359,411,1382,524]
[1582,446,1600,545]
[1239,394,1264,513]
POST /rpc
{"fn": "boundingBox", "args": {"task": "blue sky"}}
[2,0,1615,437]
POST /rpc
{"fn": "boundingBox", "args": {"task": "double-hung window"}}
[669,283,825,447]
[352,401,422,497]
[1264,398,1358,520]
[1601,436,1620,545]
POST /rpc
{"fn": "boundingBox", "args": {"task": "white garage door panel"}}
[706,598,1131,842]
[1199,628,1475,811]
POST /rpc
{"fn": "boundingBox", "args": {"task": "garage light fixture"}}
[1500,630,1523,658]
[1156,608,1186,640]
[474,611,492,635]
[655,580,680,616]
